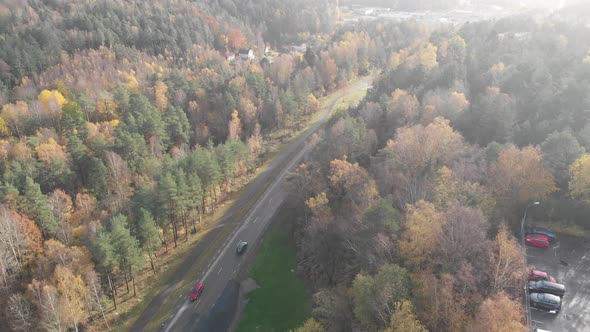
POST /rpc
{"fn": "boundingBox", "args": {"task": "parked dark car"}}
[526,227,557,242]
[528,280,566,297]
[529,293,561,313]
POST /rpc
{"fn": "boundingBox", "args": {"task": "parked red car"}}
[528,269,558,283]
[189,282,204,301]
[525,234,550,248]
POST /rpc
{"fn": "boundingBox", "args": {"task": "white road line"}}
[162,80,372,332]
[217,267,223,275]
[253,217,260,224]
[164,303,188,332]
[532,320,544,325]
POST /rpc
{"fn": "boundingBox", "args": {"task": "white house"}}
[239,48,255,60]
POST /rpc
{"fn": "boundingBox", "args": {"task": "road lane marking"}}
[217,267,223,275]
[163,81,374,330]
[532,320,544,325]
[253,217,260,224]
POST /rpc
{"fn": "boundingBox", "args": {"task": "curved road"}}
[130,77,373,332]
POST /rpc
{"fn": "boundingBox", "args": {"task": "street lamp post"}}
[521,201,540,245]
[521,201,539,331]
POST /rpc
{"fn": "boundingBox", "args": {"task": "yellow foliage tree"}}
[123,72,140,93]
[569,154,590,202]
[54,265,89,331]
[228,110,242,141]
[383,300,428,332]
[1,101,29,137]
[490,224,526,292]
[388,89,420,125]
[399,200,445,269]
[489,145,557,203]
[154,80,168,111]
[306,192,334,226]
[35,138,68,164]
[0,117,11,137]
[470,292,526,332]
[306,94,320,115]
[38,89,66,113]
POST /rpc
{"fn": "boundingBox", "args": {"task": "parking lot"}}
[527,234,590,332]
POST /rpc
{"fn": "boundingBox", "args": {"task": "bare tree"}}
[0,207,26,287]
[104,151,133,213]
[86,270,111,331]
[439,205,490,271]
[6,293,34,332]
[48,189,73,245]
[490,224,526,293]
[28,280,64,332]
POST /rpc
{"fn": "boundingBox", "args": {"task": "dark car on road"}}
[526,227,557,242]
[528,280,566,297]
[530,293,561,313]
[528,269,557,283]
[236,241,248,254]
[526,234,550,248]
[189,282,204,301]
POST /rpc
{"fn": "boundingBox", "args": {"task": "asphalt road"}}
[129,77,373,332]
[527,235,590,332]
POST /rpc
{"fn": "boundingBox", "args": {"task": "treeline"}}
[288,16,590,332]
[0,0,336,91]
[340,0,462,10]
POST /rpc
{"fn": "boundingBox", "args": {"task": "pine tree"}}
[158,173,178,247]
[22,177,58,236]
[110,214,144,297]
[93,231,118,309]
[137,208,160,273]
[187,173,204,232]
[174,168,190,241]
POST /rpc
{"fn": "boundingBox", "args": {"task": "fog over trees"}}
[0,0,589,331]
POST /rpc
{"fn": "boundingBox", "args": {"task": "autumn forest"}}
[1,0,590,331]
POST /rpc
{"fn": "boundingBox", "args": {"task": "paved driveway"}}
[527,235,590,332]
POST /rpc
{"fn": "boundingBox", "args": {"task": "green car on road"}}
[236,241,248,254]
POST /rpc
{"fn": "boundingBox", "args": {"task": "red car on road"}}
[189,283,204,301]
[525,234,550,248]
[528,269,557,283]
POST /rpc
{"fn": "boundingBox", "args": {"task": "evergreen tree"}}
[174,168,190,241]
[22,177,58,236]
[93,231,118,309]
[110,214,144,297]
[187,172,204,231]
[166,106,190,147]
[61,100,85,133]
[88,157,109,200]
[115,129,150,173]
[158,172,179,247]
[137,208,160,273]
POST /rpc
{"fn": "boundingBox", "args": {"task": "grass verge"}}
[236,224,309,332]
[106,75,374,331]
[332,89,367,111]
